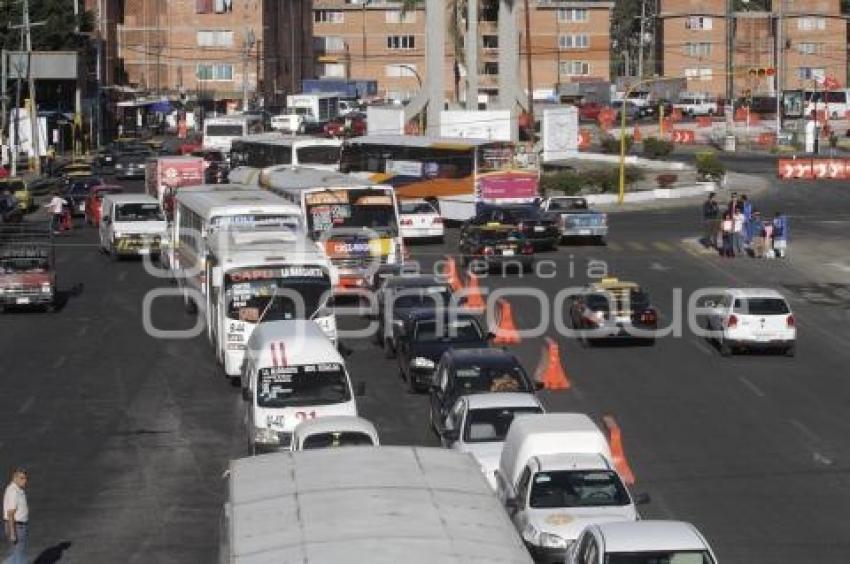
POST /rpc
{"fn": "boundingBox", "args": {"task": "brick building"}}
[311,0,613,105]
[262,0,314,109]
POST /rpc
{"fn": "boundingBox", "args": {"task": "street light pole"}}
[775,0,783,138]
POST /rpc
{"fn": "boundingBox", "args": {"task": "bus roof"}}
[207,228,329,268]
[261,167,384,192]
[234,133,341,148]
[347,134,503,149]
[175,189,300,220]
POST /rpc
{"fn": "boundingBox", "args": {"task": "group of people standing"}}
[702,192,788,259]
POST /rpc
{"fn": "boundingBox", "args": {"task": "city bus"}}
[228,133,342,185]
[170,186,304,310]
[203,114,265,154]
[339,134,539,221]
[206,228,337,381]
[259,167,403,289]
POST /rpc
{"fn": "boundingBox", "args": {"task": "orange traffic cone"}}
[493,299,520,345]
[632,126,642,142]
[445,255,464,292]
[533,337,571,390]
[603,415,636,485]
[464,273,485,312]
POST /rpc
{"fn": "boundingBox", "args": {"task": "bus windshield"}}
[257,364,351,408]
[210,214,302,231]
[225,266,332,322]
[304,189,398,236]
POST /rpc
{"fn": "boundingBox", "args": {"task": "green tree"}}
[0,0,93,52]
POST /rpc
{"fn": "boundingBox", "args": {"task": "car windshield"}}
[413,318,482,343]
[225,267,332,322]
[257,364,351,408]
[115,203,164,221]
[390,286,451,310]
[452,361,531,394]
[0,254,49,274]
[210,214,302,231]
[463,406,543,443]
[400,202,436,215]
[301,431,375,449]
[606,551,715,564]
[733,298,790,315]
[529,470,631,509]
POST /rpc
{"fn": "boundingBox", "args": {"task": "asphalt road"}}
[1,173,849,563]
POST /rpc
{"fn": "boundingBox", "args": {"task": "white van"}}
[99,194,168,258]
[242,320,363,453]
[495,414,643,560]
[291,415,379,451]
[705,288,796,357]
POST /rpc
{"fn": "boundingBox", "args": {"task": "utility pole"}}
[242,29,256,112]
[725,0,733,103]
[637,0,646,80]
[775,0,783,137]
[20,0,44,174]
[523,0,534,139]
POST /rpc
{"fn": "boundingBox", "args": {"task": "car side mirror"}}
[505,496,520,514]
[633,492,651,505]
[354,381,366,397]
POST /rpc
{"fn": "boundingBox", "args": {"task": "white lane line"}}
[790,418,822,443]
[51,355,67,369]
[18,397,34,414]
[739,376,766,398]
[789,419,834,466]
[689,338,715,357]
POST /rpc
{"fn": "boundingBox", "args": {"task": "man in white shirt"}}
[44,192,68,234]
[3,468,28,564]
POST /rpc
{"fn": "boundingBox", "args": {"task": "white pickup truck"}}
[538,196,608,244]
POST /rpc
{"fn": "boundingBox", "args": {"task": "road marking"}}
[738,376,766,398]
[790,418,822,443]
[18,397,34,414]
[51,355,67,369]
[607,241,624,252]
[788,420,834,465]
[627,241,647,252]
[689,338,715,357]
[649,261,671,272]
[652,241,675,253]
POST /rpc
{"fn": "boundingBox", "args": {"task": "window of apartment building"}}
[685,16,713,30]
[196,63,233,81]
[798,17,826,31]
[684,42,711,57]
[197,30,234,47]
[798,66,825,80]
[387,35,416,50]
[385,64,418,78]
[797,42,820,55]
[386,10,416,24]
[315,36,346,52]
[483,35,498,49]
[560,60,589,76]
[314,10,344,24]
[685,67,713,81]
[483,62,499,75]
[196,0,233,14]
[558,33,589,49]
[322,63,346,78]
[557,8,588,23]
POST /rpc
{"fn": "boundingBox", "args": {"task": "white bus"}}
[228,133,342,185]
[206,228,337,381]
[203,114,264,154]
[170,186,304,309]
[803,89,850,119]
[259,167,403,289]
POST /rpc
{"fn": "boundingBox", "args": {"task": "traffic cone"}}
[445,255,464,292]
[603,415,636,485]
[464,273,485,312]
[533,337,571,390]
[492,299,520,345]
[632,126,642,142]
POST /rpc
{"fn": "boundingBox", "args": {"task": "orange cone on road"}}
[632,126,642,142]
[445,256,464,292]
[533,337,571,390]
[464,273,485,312]
[493,299,520,345]
[603,415,636,485]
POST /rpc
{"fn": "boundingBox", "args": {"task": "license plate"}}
[16,297,30,305]
[138,248,150,255]
[501,249,515,256]
[78,203,86,212]
[534,226,545,232]
[579,229,591,235]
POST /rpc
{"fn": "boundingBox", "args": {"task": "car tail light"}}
[482,246,495,256]
[641,310,657,324]
[725,314,738,328]
[521,243,534,255]
[432,217,443,225]
[786,314,795,327]
[400,218,413,226]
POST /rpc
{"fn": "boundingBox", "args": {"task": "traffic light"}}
[748,67,775,78]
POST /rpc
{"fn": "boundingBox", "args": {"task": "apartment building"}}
[658,0,846,98]
[117,0,263,105]
[311,0,613,105]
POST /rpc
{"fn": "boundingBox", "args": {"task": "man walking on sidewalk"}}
[3,468,28,564]
[702,192,720,248]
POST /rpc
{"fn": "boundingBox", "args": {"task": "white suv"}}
[673,96,718,116]
[705,288,796,357]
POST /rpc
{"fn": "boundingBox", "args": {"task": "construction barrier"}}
[464,273,485,312]
[444,255,464,292]
[603,415,636,485]
[669,129,695,144]
[533,337,571,391]
[492,299,520,346]
[696,116,712,128]
[632,126,642,142]
[777,158,850,180]
[578,129,592,150]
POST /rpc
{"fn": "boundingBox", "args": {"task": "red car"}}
[324,114,367,138]
[85,185,124,226]
[578,102,605,121]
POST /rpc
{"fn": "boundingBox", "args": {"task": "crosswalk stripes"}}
[626,241,648,252]
[652,241,675,253]
[606,241,624,252]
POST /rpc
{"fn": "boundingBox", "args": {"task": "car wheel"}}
[784,345,796,358]
[384,339,396,359]
[719,339,733,357]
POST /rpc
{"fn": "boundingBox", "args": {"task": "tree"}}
[0,0,93,52]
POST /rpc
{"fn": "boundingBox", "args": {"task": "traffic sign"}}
[828,159,846,179]
[813,159,829,179]
[777,159,815,180]
[669,129,695,144]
